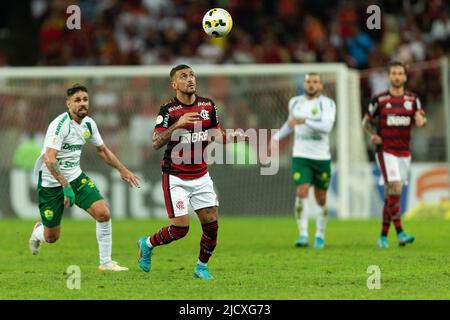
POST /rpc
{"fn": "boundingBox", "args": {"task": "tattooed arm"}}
[44,147,69,187]
[44,147,75,207]
[152,112,200,150]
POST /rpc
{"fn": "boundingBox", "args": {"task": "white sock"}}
[96,220,112,265]
[32,223,46,242]
[145,237,153,248]
[295,197,309,237]
[315,204,328,239]
[197,259,207,267]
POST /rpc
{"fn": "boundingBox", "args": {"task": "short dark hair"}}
[170,64,192,79]
[388,61,407,73]
[67,83,88,97]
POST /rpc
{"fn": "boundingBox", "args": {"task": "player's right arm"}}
[43,147,75,207]
[152,110,200,150]
[362,97,382,145]
[43,114,75,207]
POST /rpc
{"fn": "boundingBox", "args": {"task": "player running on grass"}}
[29,84,140,271]
[362,61,426,248]
[137,64,246,279]
[270,73,336,249]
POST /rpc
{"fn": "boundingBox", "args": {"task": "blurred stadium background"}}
[0,0,449,221]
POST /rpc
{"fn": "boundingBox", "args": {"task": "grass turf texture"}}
[0,218,449,299]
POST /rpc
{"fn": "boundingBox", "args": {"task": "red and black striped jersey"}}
[365,90,424,157]
[154,95,220,179]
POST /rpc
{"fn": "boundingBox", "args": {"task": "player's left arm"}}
[96,144,140,188]
[301,99,336,133]
[89,120,140,187]
[414,97,427,127]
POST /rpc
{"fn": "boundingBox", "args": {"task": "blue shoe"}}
[397,232,415,247]
[378,236,389,248]
[137,236,152,272]
[295,235,309,247]
[194,264,214,280]
[314,236,325,249]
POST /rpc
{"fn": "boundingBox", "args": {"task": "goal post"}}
[0,63,370,219]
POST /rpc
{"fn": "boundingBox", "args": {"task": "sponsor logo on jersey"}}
[57,159,80,168]
[62,143,83,151]
[163,113,169,128]
[156,115,163,125]
[180,130,209,143]
[199,109,210,120]
[168,105,183,112]
[55,114,68,135]
[197,101,212,107]
[387,115,411,126]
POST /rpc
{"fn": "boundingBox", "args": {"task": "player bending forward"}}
[29,84,140,271]
[137,64,246,279]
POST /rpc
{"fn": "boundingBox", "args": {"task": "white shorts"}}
[376,151,411,185]
[162,172,219,218]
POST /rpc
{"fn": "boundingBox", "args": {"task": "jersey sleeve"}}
[210,101,220,129]
[88,120,104,146]
[287,97,295,120]
[365,96,379,119]
[414,96,425,114]
[44,115,70,151]
[154,105,170,132]
[322,98,336,123]
[304,98,335,134]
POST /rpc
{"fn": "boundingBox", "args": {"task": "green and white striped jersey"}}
[33,112,104,187]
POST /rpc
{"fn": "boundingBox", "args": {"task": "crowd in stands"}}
[19,0,449,69]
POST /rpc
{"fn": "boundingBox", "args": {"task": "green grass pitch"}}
[0,218,449,299]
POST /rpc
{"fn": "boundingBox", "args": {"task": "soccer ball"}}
[202,8,233,38]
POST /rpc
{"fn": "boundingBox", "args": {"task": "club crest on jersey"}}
[83,131,90,140]
[311,107,318,115]
[44,209,54,220]
[404,101,413,110]
[176,200,185,210]
[199,109,210,120]
[386,103,392,109]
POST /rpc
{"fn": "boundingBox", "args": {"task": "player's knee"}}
[388,183,402,196]
[95,210,111,222]
[45,234,59,243]
[296,186,309,198]
[316,197,327,207]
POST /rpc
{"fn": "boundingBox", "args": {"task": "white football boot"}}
[98,261,129,272]
[29,222,42,255]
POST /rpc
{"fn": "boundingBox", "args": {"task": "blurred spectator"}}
[0,0,446,69]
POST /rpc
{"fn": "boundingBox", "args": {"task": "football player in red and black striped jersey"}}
[137,65,246,279]
[362,61,426,248]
